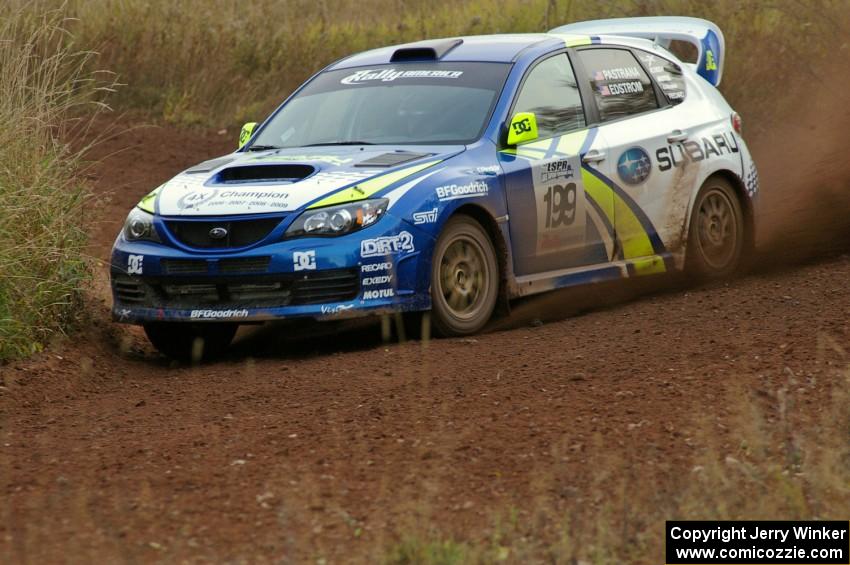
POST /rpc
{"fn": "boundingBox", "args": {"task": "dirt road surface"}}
[2,108,850,563]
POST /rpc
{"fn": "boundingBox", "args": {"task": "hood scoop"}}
[212,164,316,184]
[356,151,430,168]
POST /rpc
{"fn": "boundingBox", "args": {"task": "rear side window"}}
[636,50,686,105]
[513,53,585,140]
[577,49,658,122]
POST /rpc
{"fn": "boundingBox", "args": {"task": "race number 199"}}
[543,183,577,228]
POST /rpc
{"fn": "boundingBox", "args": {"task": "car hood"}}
[154,145,464,216]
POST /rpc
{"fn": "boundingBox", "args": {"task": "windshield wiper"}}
[246,144,281,152]
[303,141,375,147]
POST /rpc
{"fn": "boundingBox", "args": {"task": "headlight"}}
[285,199,388,238]
[123,208,161,242]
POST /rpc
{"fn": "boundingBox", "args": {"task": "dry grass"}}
[0,5,114,359]
[15,0,848,131]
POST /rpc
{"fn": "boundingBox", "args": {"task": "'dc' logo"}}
[616,147,652,185]
[512,118,532,135]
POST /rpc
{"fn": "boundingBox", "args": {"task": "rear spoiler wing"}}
[550,16,725,86]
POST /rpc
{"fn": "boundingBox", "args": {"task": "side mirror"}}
[506,112,538,146]
[238,122,258,148]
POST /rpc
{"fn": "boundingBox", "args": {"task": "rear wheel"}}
[686,176,745,279]
[430,215,499,336]
[143,322,237,362]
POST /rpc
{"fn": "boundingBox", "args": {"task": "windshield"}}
[251,63,511,148]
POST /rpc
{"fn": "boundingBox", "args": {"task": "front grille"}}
[161,283,219,301]
[165,217,282,249]
[291,270,360,304]
[229,281,287,301]
[112,268,359,308]
[219,256,271,274]
[113,279,146,303]
[161,257,271,275]
[161,259,208,275]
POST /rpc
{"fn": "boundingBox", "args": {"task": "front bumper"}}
[110,215,434,323]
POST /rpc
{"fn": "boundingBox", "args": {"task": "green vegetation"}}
[21,0,849,129]
[0,6,113,359]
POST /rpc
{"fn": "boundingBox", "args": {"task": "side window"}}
[636,50,686,105]
[513,54,585,140]
[577,48,658,122]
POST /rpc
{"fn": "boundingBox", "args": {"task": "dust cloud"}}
[753,62,850,261]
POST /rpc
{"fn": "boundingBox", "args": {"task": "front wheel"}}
[143,322,238,362]
[686,176,745,280]
[430,215,499,337]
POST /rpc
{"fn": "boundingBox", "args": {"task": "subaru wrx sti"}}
[111,16,759,359]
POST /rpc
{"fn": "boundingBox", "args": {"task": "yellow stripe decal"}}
[582,169,616,233]
[613,191,656,260]
[308,160,441,209]
[501,146,547,160]
[628,255,667,276]
[137,185,162,214]
[581,168,666,276]
[561,35,592,48]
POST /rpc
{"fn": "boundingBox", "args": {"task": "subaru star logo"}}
[209,226,228,239]
[616,147,652,185]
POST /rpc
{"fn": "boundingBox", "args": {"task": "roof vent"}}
[390,38,463,62]
[356,151,430,168]
[186,157,235,174]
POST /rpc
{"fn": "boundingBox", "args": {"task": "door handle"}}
[582,150,606,164]
[667,129,688,143]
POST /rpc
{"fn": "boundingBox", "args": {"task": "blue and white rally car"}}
[112,16,759,359]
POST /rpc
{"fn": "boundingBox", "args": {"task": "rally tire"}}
[430,215,499,337]
[686,176,745,280]
[144,322,238,363]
